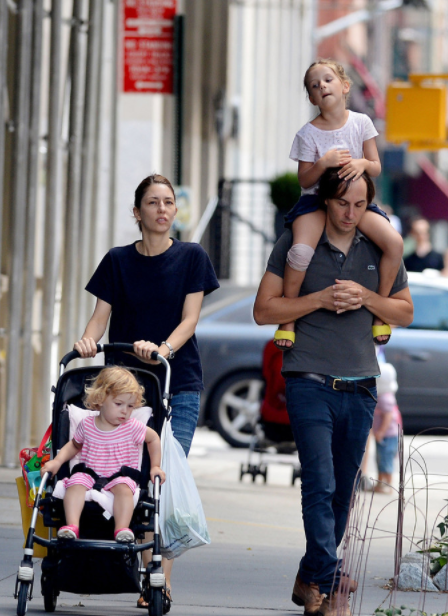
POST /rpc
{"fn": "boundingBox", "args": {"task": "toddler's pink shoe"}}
[57,525,79,540]
[114,528,135,543]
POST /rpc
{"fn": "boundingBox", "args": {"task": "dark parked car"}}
[196,273,448,447]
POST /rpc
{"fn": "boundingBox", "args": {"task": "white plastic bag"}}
[159,420,210,559]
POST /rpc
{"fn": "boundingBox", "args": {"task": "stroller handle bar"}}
[60,343,137,369]
[59,343,171,409]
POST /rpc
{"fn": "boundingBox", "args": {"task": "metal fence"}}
[208,179,277,285]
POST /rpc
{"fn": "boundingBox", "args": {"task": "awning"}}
[408,156,448,220]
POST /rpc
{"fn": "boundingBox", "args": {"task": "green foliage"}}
[375,607,448,616]
[417,511,448,574]
[269,172,301,213]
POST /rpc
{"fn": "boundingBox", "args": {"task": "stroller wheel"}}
[150,587,163,616]
[291,466,302,486]
[43,586,58,612]
[17,582,29,616]
[239,463,245,481]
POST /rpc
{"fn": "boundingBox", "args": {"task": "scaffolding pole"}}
[77,0,101,338]
[4,0,33,467]
[60,0,85,356]
[0,0,9,280]
[39,0,62,433]
[20,0,44,451]
[108,0,119,249]
[88,0,104,279]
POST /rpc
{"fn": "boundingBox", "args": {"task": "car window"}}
[202,295,256,324]
[409,284,448,330]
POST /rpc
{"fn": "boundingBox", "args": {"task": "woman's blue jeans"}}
[285,377,376,593]
[170,391,201,457]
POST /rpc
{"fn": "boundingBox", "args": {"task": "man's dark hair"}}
[317,167,375,207]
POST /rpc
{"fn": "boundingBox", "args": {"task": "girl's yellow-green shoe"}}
[372,323,391,345]
[273,329,295,350]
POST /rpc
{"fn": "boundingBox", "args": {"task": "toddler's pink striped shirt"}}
[72,416,147,476]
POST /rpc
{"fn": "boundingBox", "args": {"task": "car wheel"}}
[210,371,264,448]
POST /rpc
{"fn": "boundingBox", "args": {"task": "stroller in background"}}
[15,343,170,616]
[240,340,301,485]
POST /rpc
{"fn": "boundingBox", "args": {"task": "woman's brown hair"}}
[134,174,176,232]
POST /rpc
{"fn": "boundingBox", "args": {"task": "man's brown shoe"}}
[319,589,352,616]
[292,572,323,614]
[338,576,358,594]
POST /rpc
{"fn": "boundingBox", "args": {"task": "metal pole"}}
[173,14,184,186]
[20,0,44,451]
[77,0,101,337]
[108,0,119,249]
[60,0,85,356]
[88,0,104,274]
[4,0,33,467]
[39,0,62,434]
[0,0,8,277]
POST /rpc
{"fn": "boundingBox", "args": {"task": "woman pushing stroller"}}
[73,173,219,608]
[41,367,165,543]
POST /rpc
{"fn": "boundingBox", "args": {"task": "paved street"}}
[1,429,448,615]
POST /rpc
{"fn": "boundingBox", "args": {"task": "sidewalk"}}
[2,431,448,615]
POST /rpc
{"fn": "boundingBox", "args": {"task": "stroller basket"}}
[15,343,170,616]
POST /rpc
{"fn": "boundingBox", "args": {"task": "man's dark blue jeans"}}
[286,376,376,594]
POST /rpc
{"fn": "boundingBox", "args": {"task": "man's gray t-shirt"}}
[267,229,408,377]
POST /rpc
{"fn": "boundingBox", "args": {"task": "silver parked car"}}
[196,273,448,447]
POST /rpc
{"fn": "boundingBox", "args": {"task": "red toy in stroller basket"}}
[19,424,52,507]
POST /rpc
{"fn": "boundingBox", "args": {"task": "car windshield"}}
[409,284,448,330]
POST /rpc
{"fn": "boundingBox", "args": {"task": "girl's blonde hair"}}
[304,58,352,105]
[84,367,145,410]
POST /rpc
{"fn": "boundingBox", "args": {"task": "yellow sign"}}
[386,74,448,150]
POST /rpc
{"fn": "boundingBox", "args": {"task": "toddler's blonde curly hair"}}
[84,366,145,410]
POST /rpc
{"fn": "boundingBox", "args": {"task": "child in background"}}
[274,58,403,349]
[373,362,402,494]
[41,366,165,542]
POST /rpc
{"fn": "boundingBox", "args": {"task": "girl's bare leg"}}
[110,483,134,530]
[276,210,326,348]
[162,557,174,591]
[375,471,393,493]
[378,471,392,485]
[357,211,404,342]
[63,484,87,527]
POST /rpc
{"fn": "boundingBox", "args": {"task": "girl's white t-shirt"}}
[289,110,379,196]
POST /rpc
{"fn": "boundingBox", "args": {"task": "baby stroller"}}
[240,340,301,485]
[15,342,170,616]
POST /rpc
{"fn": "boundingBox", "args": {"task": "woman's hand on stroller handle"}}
[74,337,99,358]
[150,467,166,485]
[132,340,163,365]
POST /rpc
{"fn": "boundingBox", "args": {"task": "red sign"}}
[121,0,176,94]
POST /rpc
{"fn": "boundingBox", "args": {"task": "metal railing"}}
[201,179,277,285]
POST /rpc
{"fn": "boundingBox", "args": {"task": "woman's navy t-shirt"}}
[85,240,220,393]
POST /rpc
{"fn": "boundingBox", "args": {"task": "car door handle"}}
[407,351,430,361]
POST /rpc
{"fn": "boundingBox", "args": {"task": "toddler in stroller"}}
[15,343,171,616]
[41,366,165,543]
